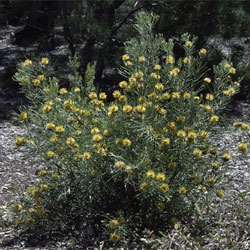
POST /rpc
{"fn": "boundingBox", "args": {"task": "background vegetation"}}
[1,0,250,99]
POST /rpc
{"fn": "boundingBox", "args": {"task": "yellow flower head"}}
[15,136,27,147]
[55,125,64,133]
[47,151,55,158]
[125,165,133,174]
[208,147,218,155]
[166,55,174,64]
[136,104,146,114]
[208,177,216,184]
[91,127,100,135]
[159,183,169,192]
[146,170,155,179]
[211,162,219,168]
[210,115,219,124]
[104,129,112,136]
[185,41,193,46]
[96,147,105,156]
[156,172,166,182]
[119,81,128,88]
[140,182,148,191]
[115,138,123,146]
[38,74,45,81]
[99,92,107,100]
[115,161,125,168]
[109,219,119,229]
[36,208,46,216]
[52,173,60,180]
[74,130,82,136]
[199,130,208,139]
[83,152,91,159]
[148,92,158,100]
[122,54,129,61]
[28,208,36,214]
[159,108,167,115]
[172,92,180,99]
[32,187,40,198]
[43,87,50,93]
[50,135,59,144]
[118,95,127,103]
[239,143,248,153]
[183,57,191,64]
[178,186,187,195]
[32,79,40,87]
[59,88,68,95]
[204,104,212,112]
[177,130,186,138]
[92,134,102,143]
[187,131,197,141]
[113,90,121,99]
[123,138,131,147]
[216,190,224,198]
[223,87,236,96]
[154,64,161,70]
[138,56,146,62]
[74,87,81,93]
[176,116,186,123]
[229,67,236,74]
[39,169,47,176]
[108,104,119,116]
[66,137,76,146]
[46,123,55,131]
[41,57,49,64]
[183,92,191,99]
[170,67,180,77]
[123,105,133,114]
[13,203,23,212]
[206,93,214,101]
[241,123,249,131]
[204,77,211,83]
[222,153,230,161]
[155,83,164,91]
[24,59,32,66]
[75,153,83,161]
[199,48,207,54]
[26,217,35,224]
[40,184,48,191]
[20,77,28,83]
[19,112,28,122]
[162,92,171,100]
[161,138,170,147]
[89,92,97,100]
[110,233,120,242]
[198,185,206,191]
[150,72,160,79]
[125,60,133,67]
[168,122,176,131]
[193,148,202,157]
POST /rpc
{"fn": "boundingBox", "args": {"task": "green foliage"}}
[11,12,248,246]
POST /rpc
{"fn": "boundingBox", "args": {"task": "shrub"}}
[11,12,246,245]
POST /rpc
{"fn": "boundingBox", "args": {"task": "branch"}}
[112,0,125,10]
[110,2,160,37]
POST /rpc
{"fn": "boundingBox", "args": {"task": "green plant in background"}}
[11,12,247,246]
